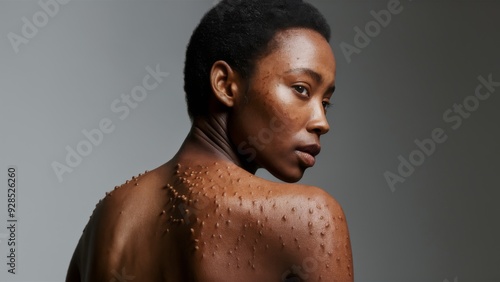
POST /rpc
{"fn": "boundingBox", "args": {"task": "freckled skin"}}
[66,28,353,282]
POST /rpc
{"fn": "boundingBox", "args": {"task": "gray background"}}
[1,0,499,281]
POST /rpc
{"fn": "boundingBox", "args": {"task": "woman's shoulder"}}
[166,168,353,281]
[250,176,345,219]
[240,179,353,281]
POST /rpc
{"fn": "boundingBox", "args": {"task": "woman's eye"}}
[292,85,309,96]
[322,101,332,111]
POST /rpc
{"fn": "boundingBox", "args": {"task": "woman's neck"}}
[173,113,258,174]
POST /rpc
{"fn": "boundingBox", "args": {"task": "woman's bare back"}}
[66,160,352,281]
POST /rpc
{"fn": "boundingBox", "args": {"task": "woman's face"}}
[229,28,336,182]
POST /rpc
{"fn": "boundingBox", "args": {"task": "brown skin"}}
[66,28,353,282]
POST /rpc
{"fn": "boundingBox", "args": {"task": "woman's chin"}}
[269,166,304,183]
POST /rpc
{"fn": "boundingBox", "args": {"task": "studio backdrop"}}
[1,0,499,281]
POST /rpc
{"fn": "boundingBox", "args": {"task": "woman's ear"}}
[210,60,242,108]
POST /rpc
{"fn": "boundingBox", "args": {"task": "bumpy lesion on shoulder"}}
[272,186,353,281]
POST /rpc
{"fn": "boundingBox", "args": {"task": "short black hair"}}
[183,0,331,120]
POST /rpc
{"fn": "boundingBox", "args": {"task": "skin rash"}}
[66,28,353,282]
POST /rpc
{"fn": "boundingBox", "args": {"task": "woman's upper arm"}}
[283,187,353,281]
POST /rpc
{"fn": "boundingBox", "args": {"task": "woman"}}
[66,0,353,281]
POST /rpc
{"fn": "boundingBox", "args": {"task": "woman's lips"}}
[295,150,316,167]
[295,143,320,167]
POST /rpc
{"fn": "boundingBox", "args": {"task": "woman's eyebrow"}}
[284,67,323,84]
